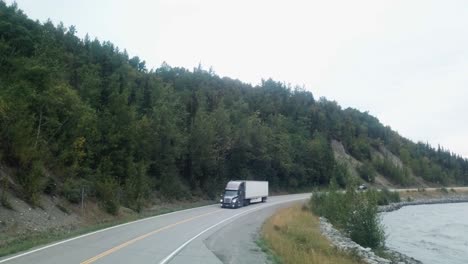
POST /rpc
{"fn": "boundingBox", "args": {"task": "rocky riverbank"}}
[378,196,468,213]
[319,217,421,264]
[319,192,468,264]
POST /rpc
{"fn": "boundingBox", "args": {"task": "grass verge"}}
[0,200,214,258]
[260,204,363,264]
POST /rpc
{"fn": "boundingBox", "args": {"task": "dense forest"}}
[1,2,467,213]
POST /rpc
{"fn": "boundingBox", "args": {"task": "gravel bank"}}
[319,217,421,264]
[378,196,468,213]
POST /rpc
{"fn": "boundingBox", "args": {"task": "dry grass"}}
[261,204,364,264]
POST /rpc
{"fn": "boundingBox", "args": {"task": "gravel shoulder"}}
[204,201,300,264]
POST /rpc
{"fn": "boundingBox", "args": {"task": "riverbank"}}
[260,203,419,264]
[262,189,468,264]
[319,216,422,264]
[380,188,468,213]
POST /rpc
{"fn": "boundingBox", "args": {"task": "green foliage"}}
[373,158,412,186]
[43,177,57,196]
[357,162,376,183]
[17,162,44,206]
[376,188,400,206]
[1,176,13,210]
[348,137,371,161]
[124,162,151,212]
[0,1,467,212]
[346,190,385,249]
[333,162,350,188]
[95,177,120,215]
[310,184,385,249]
[62,178,89,204]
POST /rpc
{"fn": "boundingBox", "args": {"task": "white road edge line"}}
[0,204,218,263]
[159,196,309,264]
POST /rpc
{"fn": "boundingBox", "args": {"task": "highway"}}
[0,193,310,264]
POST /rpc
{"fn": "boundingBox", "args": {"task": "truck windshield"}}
[224,190,238,197]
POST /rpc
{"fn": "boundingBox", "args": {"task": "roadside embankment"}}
[262,189,468,264]
[261,203,418,264]
[0,193,214,257]
[260,205,362,264]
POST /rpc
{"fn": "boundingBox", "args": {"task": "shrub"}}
[43,177,57,196]
[1,196,13,210]
[372,158,412,186]
[310,180,348,226]
[17,162,44,206]
[439,187,449,194]
[357,162,376,183]
[95,177,120,215]
[124,163,151,212]
[1,176,13,210]
[376,188,400,205]
[159,170,191,200]
[346,191,385,248]
[333,162,350,188]
[310,184,385,249]
[62,178,89,204]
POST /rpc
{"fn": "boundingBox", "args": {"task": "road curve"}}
[0,193,310,264]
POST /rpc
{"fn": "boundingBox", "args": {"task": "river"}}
[382,202,468,264]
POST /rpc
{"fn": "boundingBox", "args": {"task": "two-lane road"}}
[0,193,310,264]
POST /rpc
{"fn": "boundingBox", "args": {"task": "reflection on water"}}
[382,203,468,264]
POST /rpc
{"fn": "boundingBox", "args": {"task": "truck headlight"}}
[220,199,223,203]
[232,198,238,203]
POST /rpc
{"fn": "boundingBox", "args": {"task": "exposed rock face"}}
[331,139,361,178]
[319,217,421,264]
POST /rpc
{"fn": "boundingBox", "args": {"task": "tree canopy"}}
[1,1,467,212]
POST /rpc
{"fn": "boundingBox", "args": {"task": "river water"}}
[382,203,468,264]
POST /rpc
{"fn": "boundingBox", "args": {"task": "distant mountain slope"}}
[0,1,467,212]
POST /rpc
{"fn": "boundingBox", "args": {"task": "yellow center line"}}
[80,209,223,264]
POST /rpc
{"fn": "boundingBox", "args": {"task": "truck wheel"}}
[244,199,250,206]
[262,197,267,203]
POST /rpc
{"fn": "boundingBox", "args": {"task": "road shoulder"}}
[204,202,300,264]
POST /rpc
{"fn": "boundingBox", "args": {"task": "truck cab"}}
[221,181,245,208]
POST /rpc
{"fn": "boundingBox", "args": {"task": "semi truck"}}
[220,180,268,208]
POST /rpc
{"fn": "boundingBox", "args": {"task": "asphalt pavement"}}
[0,193,310,264]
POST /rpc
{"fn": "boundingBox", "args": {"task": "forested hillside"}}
[1,2,467,213]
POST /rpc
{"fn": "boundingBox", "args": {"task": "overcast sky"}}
[7,0,468,157]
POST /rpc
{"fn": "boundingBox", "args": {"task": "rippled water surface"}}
[382,203,468,264]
